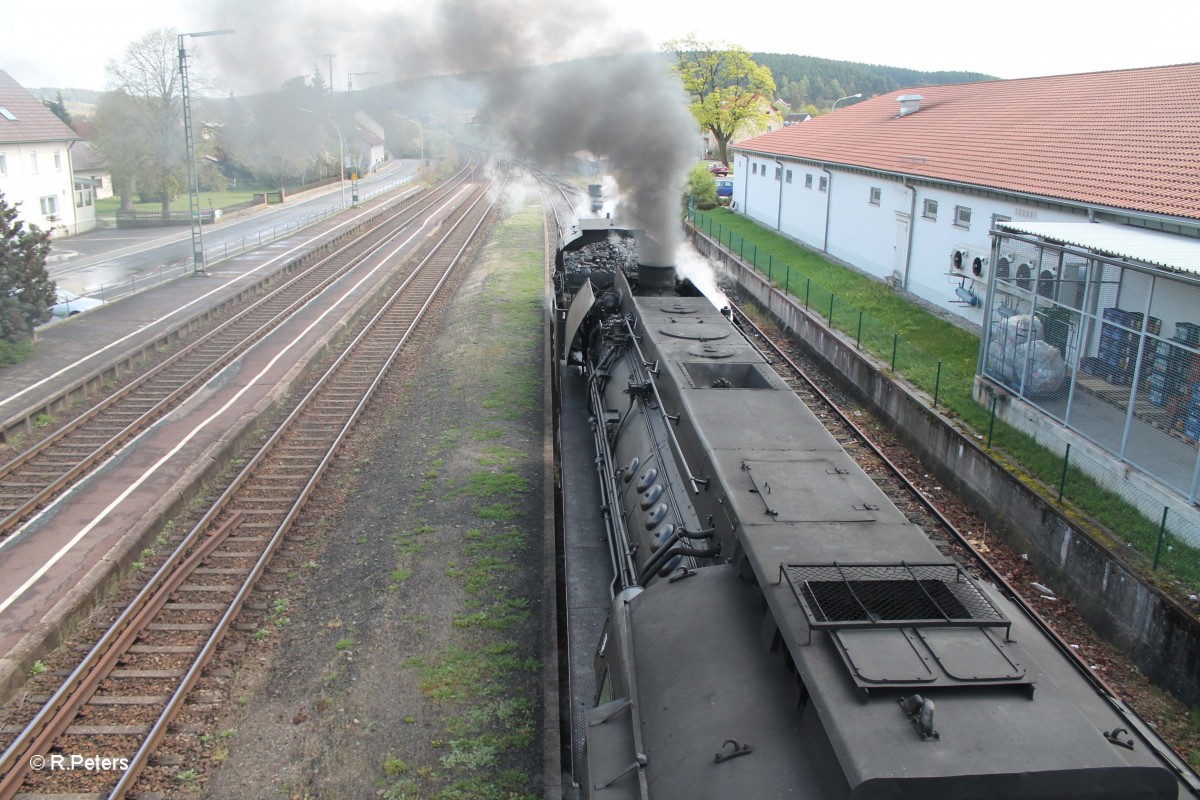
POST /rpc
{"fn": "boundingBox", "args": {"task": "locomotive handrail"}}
[589,376,640,593]
[620,316,706,495]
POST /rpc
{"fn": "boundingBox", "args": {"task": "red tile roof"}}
[0,70,79,145]
[734,64,1200,221]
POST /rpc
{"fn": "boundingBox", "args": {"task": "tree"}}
[43,92,73,129]
[218,75,333,189]
[665,38,777,167]
[0,192,55,345]
[97,28,191,216]
[686,163,718,210]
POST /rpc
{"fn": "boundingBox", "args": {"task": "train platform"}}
[0,177,418,438]
[0,175,433,701]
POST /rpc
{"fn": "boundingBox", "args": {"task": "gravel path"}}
[192,201,549,799]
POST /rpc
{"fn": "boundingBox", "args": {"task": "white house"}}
[731,64,1200,329]
[70,140,112,201]
[732,64,1200,532]
[352,111,386,175]
[0,70,92,237]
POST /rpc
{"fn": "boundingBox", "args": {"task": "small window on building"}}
[30,151,38,174]
[39,195,57,216]
[818,176,828,192]
[75,183,94,208]
[869,187,881,205]
[0,153,6,175]
[922,199,938,220]
[0,106,17,121]
[774,166,781,180]
[751,163,758,175]
[991,213,1011,233]
[54,150,62,171]
[805,174,813,189]
[786,169,793,183]
[954,205,972,229]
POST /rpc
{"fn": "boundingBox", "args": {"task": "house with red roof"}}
[733,63,1200,524]
[0,70,93,237]
[731,64,1200,326]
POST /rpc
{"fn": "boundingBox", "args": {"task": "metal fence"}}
[688,209,1199,584]
[84,171,419,304]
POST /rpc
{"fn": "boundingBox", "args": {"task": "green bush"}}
[686,164,718,210]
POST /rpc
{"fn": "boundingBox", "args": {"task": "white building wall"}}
[825,171,898,281]
[732,151,1102,328]
[0,141,79,237]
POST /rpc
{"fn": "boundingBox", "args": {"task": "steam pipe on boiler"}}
[637,527,716,585]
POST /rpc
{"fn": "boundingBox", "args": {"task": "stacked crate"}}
[1091,308,1161,385]
[1173,323,1200,439]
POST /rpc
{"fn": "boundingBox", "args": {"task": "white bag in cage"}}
[993,313,1043,351]
[1013,339,1066,395]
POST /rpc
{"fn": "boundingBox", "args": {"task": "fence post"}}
[988,395,998,447]
[891,334,899,371]
[785,266,790,295]
[805,279,811,310]
[856,312,863,348]
[1152,506,1170,570]
[828,294,835,326]
[768,255,773,283]
[934,361,942,406]
[1058,444,1071,503]
[750,242,754,263]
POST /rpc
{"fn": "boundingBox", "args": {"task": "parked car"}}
[709,163,730,176]
[51,288,103,317]
[716,179,734,198]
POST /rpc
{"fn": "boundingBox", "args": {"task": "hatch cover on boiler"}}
[658,324,730,342]
[658,303,699,314]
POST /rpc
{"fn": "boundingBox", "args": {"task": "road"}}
[46,160,419,297]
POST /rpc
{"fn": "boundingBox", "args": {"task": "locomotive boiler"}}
[553,223,1191,799]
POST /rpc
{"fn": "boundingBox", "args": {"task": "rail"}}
[0,164,505,799]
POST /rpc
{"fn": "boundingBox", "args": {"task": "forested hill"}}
[753,53,995,112]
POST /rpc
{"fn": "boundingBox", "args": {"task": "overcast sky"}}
[4,0,1195,91]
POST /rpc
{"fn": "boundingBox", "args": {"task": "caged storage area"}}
[979,223,1200,504]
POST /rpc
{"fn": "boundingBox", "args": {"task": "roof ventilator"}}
[896,94,924,117]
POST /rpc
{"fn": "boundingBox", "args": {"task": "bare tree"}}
[96,28,195,216]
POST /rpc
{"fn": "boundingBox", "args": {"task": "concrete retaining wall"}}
[689,225,1200,707]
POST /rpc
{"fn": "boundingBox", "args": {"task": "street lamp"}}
[178,28,234,275]
[347,71,379,92]
[832,92,863,110]
[297,107,346,209]
[391,113,424,171]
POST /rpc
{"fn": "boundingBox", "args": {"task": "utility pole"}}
[326,53,335,97]
[178,28,234,275]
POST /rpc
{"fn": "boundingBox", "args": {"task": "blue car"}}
[716,179,733,197]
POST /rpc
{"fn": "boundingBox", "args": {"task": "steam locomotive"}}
[553,220,1192,799]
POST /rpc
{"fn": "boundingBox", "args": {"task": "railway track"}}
[727,300,1200,792]
[0,163,508,799]
[0,158,481,543]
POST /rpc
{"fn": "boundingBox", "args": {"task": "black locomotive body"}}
[554,225,1187,799]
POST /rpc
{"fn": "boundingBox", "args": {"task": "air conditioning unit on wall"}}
[967,248,988,278]
[950,247,969,271]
